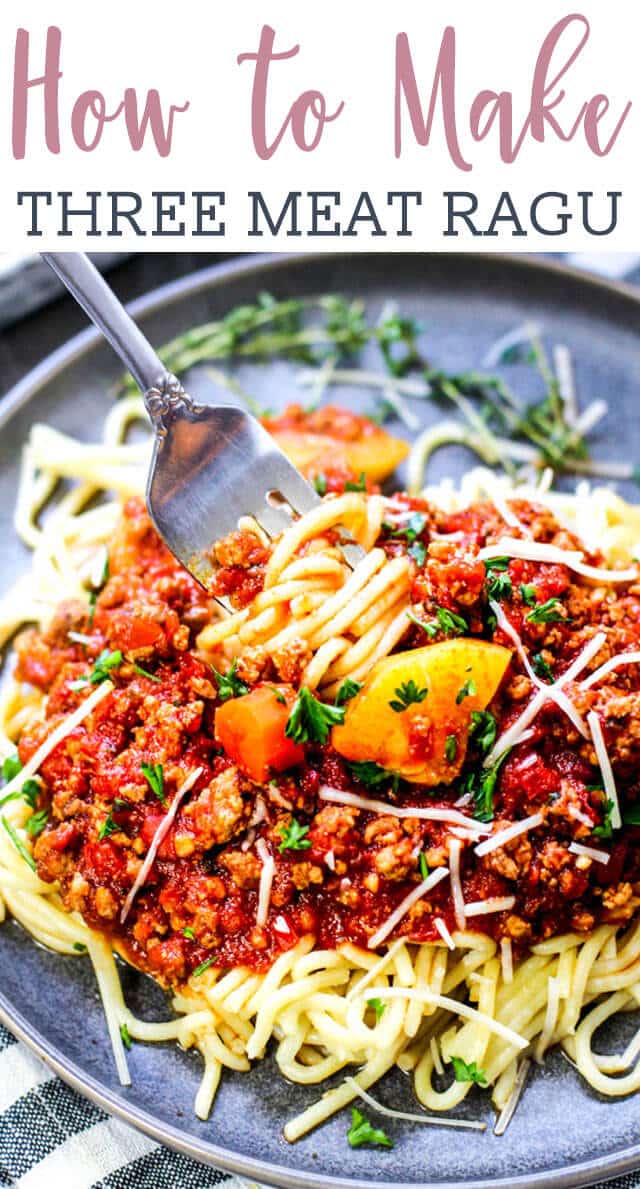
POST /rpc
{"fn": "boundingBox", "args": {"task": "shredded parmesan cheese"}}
[448,839,465,930]
[364,986,529,1051]
[120,767,203,924]
[319,785,484,832]
[434,917,455,950]
[367,867,450,949]
[464,896,516,917]
[0,680,114,804]
[580,650,640,690]
[256,838,275,926]
[479,537,637,583]
[494,1059,531,1135]
[344,1078,486,1131]
[587,710,622,829]
[474,812,545,858]
[569,841,610,865]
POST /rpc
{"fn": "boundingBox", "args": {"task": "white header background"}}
[0,0,638,250]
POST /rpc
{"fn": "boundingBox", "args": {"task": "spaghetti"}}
[2,395,640,1148]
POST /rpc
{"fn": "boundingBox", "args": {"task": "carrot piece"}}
[214,684,305,783]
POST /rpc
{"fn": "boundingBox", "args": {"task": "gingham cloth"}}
[3,251,640,1189]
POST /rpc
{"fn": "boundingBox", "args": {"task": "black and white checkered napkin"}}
[2,252,640,1189]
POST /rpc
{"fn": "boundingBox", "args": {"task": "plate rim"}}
[2,249,640,1189]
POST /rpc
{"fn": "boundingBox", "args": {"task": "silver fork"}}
[41,252,340,594]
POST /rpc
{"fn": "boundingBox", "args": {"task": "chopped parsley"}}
[445,734,458,763]
[344,472,367,493]
[1,818,36,871]
[212,659,249,702]
[484,556,510,572]
[131,662,161,683]
[193,956,217,978]
[469,710,497,756]
[285,687,345,745]
[464,748,511,823]
[593,798,615,840]
[346,1106,393,1149]
[456,677,477,705]
[408,540,426,567]
[623,803,640,826]
[451,1056,488,1085]
[335,678,363,707]
[367,997,387,1021]
[313,473,328,496]
[268,686,287,705]
[388,680,428,713]
[279,818,312,853]
[419,852,429,880]
[486,569,512,601]
[98,810,118,841]
[141,762,166,806]
[2,754,22,783]
[348,760,400,793]
[435,606,468,637]
[183,927,196,940]
[526,597,565,625]
[532,653,554,683]
[519,583,537,606]
[69,648,123,691]
[87,551,110,627]
[120,1024,132,1050]
[73,942,87,953]
[388,512,426,542]
[25,809,48,837]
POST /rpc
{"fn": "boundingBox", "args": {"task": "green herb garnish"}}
[486,569,512,601]
[526,598,565,625]
[285,687,345,745]
[519,583,537,606]
[212,659,249,702]
[345,472,367,493]
[346,1106,393,1149]
[469,710,497,756]
[25,809,48,837]
[141,762,166,806]
[348,761,400,793]
[335,678,363,706]
[456,678,477,705]
[419,852,429,880]
[120,1024,132,1050]
[532,653,554,683]
[1,818,36,871]
[451,1056,488,1085]
[435,606,468,636]
[98,810,118,841]
[593,798,615,840]
[445,735,458,762]
[389,680,428,713]
[132,662,161,683]
[408,541,427,567]
[313,473,328,496]
[69,648,123,691]
[279,818,312,853]
[193,956,217,978]
[183,927,196,940]
[367,998,387,1021]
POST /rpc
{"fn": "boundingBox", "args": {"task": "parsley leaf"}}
[486,569,512,601]
[285,687,345,745]
[2,754,22,783]
[348,760,400,793]
[120,1024,132,1050]
[408,540,426,567]
[469,710,497,756]
[346,1106,393,1149]
[435,606,468,637]
[593,798,615,839]
[69,648,123,691]
[389,512,426,543]
[98,810,118,841]
[519,583,537,606]
[483,557,510,572]
[467,748,511,822]
[419,852,429,880]
[345,472,367,493]
[193,956,217,978]
[445,734,458,762]
[25,809,48,837]
[313,473,328,496]
[388,680,428,713]
[132,662,161,683]
[532,653,554,683]
[335,678,363,707]
[279,818,312,853]
[141,762,166,806]
[456,677,477,705]
[451,1056,488,1085]
[183,927,196,940]
[1,818,36,871]
[367,997,386,1021]
[526,598,565,625]
[268,686,287,705]
[73,942,87,953]
[212,659,249,702]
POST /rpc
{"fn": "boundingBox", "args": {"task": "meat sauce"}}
[13,495,640,989]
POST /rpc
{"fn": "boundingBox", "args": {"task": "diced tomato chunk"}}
[214,683,305,783]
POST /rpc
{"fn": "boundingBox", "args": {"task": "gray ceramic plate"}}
[2,253,640,1189]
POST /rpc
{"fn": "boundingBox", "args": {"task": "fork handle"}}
[41,253,192,427]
